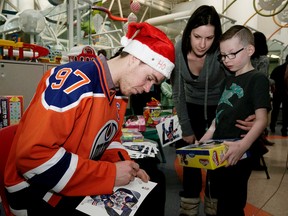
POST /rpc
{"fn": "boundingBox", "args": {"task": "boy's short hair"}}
[220,25,254,47]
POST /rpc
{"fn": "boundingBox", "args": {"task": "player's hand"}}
[136,169,150,183]
[114,160,140,186]
[182,135,196,144]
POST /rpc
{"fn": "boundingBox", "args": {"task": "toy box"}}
[121,128,144,142]
[176,143,228,170]
[0,95,24,128]
[124,115,146,132]
[143,97,162,127]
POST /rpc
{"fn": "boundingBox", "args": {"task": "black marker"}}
[118,151,125,161]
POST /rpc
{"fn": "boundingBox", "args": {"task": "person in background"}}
[4,22,175,216]
[250,31,273,171]
[171,5,255,216]
[160,79,174,110]
[270,54,288,136]
[199,25,271,216]
[251,31,269,77]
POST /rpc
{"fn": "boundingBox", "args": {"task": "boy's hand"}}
[221,140,247,166]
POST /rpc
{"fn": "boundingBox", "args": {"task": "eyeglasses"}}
[218,47,244,62]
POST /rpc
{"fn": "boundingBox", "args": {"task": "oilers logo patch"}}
[90,120,118,160]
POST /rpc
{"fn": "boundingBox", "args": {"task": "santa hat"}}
[121,22,175,79]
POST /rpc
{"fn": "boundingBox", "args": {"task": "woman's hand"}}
[182,135,196,144]
[235,114,255,136]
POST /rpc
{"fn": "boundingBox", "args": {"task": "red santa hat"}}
[121,22,175,79]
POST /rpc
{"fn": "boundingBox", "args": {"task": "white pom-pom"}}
[121,36,129,46]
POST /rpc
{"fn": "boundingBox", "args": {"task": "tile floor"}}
[159,126,288,216]
[1,128,287,216]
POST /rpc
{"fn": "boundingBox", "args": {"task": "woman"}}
[250,31,273,171]
[171,5,225,216]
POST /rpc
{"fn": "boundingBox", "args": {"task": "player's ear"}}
[128,55,142,68]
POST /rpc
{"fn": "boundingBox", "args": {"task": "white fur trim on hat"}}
[121,37,174,79]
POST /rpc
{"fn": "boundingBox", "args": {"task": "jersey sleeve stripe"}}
[51,153,78,193]
[6,181,30,193]
[23,148,78,192]
[23,147,66,179]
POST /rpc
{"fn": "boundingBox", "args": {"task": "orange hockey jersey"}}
[4,59,130,214]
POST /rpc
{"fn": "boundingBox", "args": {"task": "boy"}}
[199,25,271,215]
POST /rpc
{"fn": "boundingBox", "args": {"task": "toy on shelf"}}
[121,128,144,142]
[143,97,162,127]
[124,115,146,132]
[38,45,62,64]
[0,39,49,61]
[67,45,97,62]
[0,95,24,128]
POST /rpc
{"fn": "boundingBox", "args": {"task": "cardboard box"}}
[0,95,24,128]
[124,115,146,132]
[121,128,144,142]
[176,143,228,170]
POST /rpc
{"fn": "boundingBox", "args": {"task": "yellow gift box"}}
[176,143,228,170]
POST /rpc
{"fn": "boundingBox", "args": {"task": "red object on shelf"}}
[146,97,161,107]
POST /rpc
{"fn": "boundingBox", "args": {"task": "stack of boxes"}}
[0,95,23,128]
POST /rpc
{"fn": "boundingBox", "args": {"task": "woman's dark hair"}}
[251,31,268,59]
[181,5,222,58]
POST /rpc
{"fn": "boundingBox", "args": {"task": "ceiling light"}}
[270,54,280,58]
